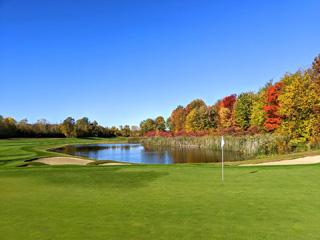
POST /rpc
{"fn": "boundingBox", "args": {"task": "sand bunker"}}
[34,157,93,165]
[33,157,129,166]
[241,155,320,166]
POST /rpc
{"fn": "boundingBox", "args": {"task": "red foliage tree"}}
[263,82,284,131]
[219,94,237,111]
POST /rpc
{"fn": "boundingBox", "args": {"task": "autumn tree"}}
[251,80,273,130]
[185,99,206,115]
[130,125,140,136]
[278,71,319,140]
[309,54,320,134]
[110,126,119,137]
[155,116,166,131]
[1,117,17,138]
[263,82,284,131]
[17,119,29,137]
[75,117,91,137]
[219,94,236,128]
[60,117,76,138]
[140,118,156,135]
[185,106,205,132]
[169,106,186,133]
[121,125,131,137]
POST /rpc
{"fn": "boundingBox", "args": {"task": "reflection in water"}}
[54,143,244,164]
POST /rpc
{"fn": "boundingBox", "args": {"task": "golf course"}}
[1,138,320,239]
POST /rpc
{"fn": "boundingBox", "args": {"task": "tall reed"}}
[128,135,288,157]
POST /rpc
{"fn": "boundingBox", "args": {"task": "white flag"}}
[221,136,224,148]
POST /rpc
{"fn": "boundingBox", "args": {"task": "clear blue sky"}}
[1,0,319,127]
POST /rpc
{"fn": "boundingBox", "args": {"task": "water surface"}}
[55,143,244,164]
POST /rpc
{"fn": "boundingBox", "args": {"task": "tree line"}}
[140,54,320,147]
[2,54,319,144]
[0,116,140,139]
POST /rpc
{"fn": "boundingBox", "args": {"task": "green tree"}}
[75,117,91,137]
[251,80,273,130]
[166,117,171,131]
[121,125,131,137]
[155,116,166,131]
[140,118,156,135]
[233,92,254,130]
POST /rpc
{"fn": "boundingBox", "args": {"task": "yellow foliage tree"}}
[219,107,232,128]
[277,71,320,140]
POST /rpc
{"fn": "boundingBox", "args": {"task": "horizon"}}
[1,0,320,127]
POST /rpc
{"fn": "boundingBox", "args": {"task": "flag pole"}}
[221,136,224,181]
[222,145,223,181]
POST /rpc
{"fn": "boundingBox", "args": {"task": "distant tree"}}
[185,105,208,132]
[205,105,219,130]
[220,94,237,111]
[17,119,29,137]
[110,126,119,137]
[310,54,320,82]
[233,92,254,131]
[166,117,171,131]
[75,117,91,137]
[121,125,131,137]
[219,94,237,128]
[155,116,166,131]
[76,117,90,128]
[278,71,319,140]
[2,117,17,138]
[263,82,284,131]
[130,125,140,136]
[219,107,232,128]
[169,106,186,133]
[140,119,156,135]
[185,99,206,115]
[34,118,49,137]
[251,80,273,130]
[60,117,76,138]
[0,115,5,138]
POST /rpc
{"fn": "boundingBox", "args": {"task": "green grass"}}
[0,137,127,167]
[1,138,320,239]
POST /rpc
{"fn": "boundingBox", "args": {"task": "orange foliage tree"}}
[262,82,284,131]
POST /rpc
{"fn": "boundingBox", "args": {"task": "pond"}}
[54,143,244,164]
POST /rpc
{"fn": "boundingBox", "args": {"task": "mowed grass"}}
[0,137,127,167]
[0,138,320,239]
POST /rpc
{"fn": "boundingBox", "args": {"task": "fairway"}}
[1,139,320,239]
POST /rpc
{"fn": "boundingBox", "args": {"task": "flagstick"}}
[221,136,224,181]
[222,145,224,181]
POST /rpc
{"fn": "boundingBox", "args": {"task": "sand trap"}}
[240,155,320,166]
[34,157,93,165]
